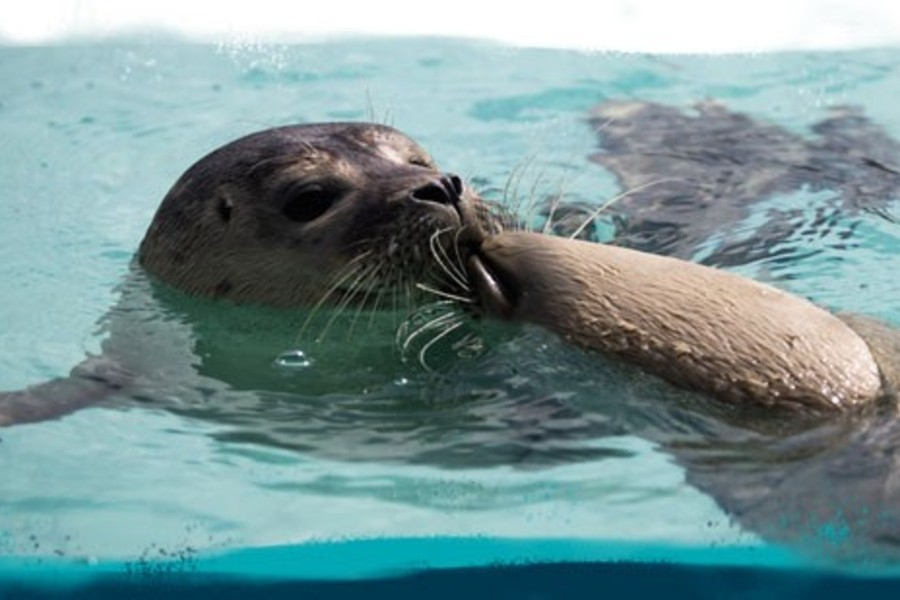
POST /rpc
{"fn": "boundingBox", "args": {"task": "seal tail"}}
[0,356,132,426]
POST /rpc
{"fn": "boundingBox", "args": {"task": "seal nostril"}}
[410,173,464,206]
[447,174,463,196]
[411,181,453,205]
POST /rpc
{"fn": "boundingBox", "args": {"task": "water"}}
[1,39,900,585]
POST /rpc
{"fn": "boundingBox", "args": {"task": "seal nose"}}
[409,173,464,206]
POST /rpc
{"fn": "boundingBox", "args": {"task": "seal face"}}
[139,122,498,309]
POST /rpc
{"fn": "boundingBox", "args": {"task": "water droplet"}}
[274,349,312,370]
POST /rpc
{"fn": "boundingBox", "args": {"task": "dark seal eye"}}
[282,186,339,223]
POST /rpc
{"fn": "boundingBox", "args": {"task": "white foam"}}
[2,0,900,52]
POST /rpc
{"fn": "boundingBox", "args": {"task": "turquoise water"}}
[1,39,900,583]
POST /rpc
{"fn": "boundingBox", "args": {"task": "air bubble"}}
[274,349,313,370]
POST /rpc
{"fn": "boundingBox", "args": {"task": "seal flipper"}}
[0,356,133,426]
[809,106,900,218]
[663,314,900,559]
[588,100,900,263]
[588,100,812,260]
[667,408,900,559]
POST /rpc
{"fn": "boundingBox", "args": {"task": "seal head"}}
[139,122,493,308]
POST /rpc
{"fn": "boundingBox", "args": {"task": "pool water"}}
[1,39,900,582]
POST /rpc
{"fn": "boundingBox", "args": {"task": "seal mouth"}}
[465,250,516,319]
[443,187,520,320]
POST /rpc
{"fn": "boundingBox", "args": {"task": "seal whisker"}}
[568,177,681,240]
[367,263,401,331]
[395,300,455,339]
[403,276,415,329]
[451,226,471,283]
[432,228,466,284]
[451,331,484,357]
[391,270,403,329]
[400,308,460,353]
[513,165,549,230]
[537,155,584,235]
[515,152,581,228]
[542,193,563,235]
[296,251,373,341]
[429,228,468,290]
[345,264,385,339]
[300,251,371,334]
[403,298,456,321]
[365,90,394,127]
[318,262,382,342]
[541,168,579,234]
[417,318,465,374]
[415,282,473,304]
[503,154,537,216]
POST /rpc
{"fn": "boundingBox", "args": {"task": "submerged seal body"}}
[458,228,900,558]
[589,100,900,264]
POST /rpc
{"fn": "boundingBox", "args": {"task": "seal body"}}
[467,231,885,412]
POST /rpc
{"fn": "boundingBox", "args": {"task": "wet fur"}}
[139,123,471,308]
[468,231,894,412]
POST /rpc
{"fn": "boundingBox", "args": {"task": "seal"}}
[0,122,504,426]
[2,118,896,422]
[462,229,898,413]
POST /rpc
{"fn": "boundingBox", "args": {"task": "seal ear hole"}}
[282,188,338,223]
[217,196,233,222]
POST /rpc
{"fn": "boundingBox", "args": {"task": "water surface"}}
[1,39,899,575]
